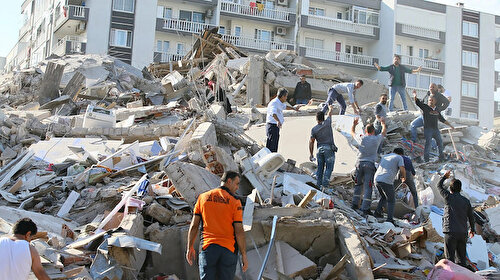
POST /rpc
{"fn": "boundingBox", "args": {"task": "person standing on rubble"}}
[394,151,419,208]
[410,83,450,143]
[350,117,387,216]
[413,91,454,162]
[438,84,453,116]
[322,80,364,115]
[292,75,312,105]
[374,55,422,111]
[0,218,50,280]
[266,88,297,153]
[374,94,389,135]
[438,170,475,268]
[186,171,248,279]
[309,105,337,190]
[373,148,406,224]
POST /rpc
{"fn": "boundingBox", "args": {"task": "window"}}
[407,74,417,88]
[461,81,477,98]
[157,6,172,19]
[234,26,242,37]
[462,21,478,37]
[218,26,226,35]
[352,7,379,26]
[337,12,343,19]
[157,40,169,53]
[177,43,185,55]
[309,7,325,16]
[407,46,413,56]
[419,75,430,89]
[462,51,478,67]
[406,73,442,89]
[264,1,274,10]
[461,112,478,119]
[345,44,364,55]
[110,29,132,47]
[255,29,273,41]
[396,44,402,55]
[418,48,429,59]
[179,10,192,21]
[497,102,500,112]
[192,12,204,23]
[430,76,443,85]
[305,37,324,49]
[113,0,134,13]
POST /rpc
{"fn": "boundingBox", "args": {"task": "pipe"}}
[257,215,278,279]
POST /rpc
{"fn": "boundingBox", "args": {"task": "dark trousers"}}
[352,161,376,211]
[199,244,238,280]
[266,123,280,152]
[322,88,346,115]
[444,233,468,267]
[375,181,396,222]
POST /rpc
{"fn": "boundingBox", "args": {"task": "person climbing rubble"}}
[322,80,364,115]
[309,105,337,190]
[186,171,248,279]
[374,54,422,111]
[0,218,50,280]
[373,148,406,224]
[412,91,454,162]
[438,170,475,269]
[351,117,386,216]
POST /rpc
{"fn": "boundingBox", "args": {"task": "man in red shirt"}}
[186,171,248,279]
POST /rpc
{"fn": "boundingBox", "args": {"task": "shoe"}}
[373,211,383,218]
[362,210,373,217]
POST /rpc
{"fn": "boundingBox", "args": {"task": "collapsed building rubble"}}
[0,33,498,280]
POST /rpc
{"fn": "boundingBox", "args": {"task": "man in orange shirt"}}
[186,171,248,279]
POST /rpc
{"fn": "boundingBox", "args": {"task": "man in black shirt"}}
[438,170,475,268]
[292,75,312,105]
[413,91,454,162]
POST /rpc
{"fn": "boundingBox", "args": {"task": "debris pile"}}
[0,36,498,280]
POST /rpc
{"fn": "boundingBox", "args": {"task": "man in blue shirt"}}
[374,55,422,111]
[322,80,363,115]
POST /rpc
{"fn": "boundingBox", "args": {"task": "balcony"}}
[53,36,86,56]
[396,23,445,43]
[400,55,444,74]
[156,18,216,35]
[302,15,379,39]
[299,46,377,69]
[495,71,500,89]
[19,22,31,38]
[220,34,294,52]
[153,52,186,63]
[220,2,295,25]
[54,5,89,31]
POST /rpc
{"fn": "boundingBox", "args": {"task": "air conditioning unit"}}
[277,0,288,6]
[206,9,213,18]
[76,22,86,33]
[276,26,286,36]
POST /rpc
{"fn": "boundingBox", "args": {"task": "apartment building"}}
[5,0,500,128]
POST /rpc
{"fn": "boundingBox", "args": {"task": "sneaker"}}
[373,211,383,218]
[362,210,373,217]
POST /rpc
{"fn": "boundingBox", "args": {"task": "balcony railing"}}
[53,36,86,56]
[400,55,442,71]
[155,52,186,62]
[162,18,215,34]
[401,24,440,40]
[220,2,291,22]
[496,41,500,53]
[221,34,293,51]
[307,15,377,36]
[71,5,86,18]
[303,47,376,67]
[55,5,88,29]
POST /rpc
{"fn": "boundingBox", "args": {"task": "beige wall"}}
[396,4,446,31]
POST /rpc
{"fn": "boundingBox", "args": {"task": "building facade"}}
[5,0,500,128]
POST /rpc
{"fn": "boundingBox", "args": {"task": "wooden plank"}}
[0,151,34,190]
[298,190,317,208]
[7,178,23,194]
[61,71,86,100]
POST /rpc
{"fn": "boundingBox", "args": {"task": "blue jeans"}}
[322,88,346,115]
[199,244,238,280]
[389,85,408,111]
[424,127,443,162]
[296,98,309,105]
[352,161,376,211]
[266,123,280,153]
[316,145,335,188]
[410,115,424,143]
[375,181,395,222]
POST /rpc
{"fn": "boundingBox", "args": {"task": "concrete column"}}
[443,5,462,119]
[85,0,112,55]
[371,0,396,83]
[478,13,495,128]
[246,56,265,105]
[131,0,157,69]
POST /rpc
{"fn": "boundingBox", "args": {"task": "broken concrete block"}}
[164,162,220,208]
[210,104,226,120]
[246,56,264,106]
[189,122,218,152]
[145,201,173,225]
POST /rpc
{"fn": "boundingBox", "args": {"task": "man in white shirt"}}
[0,218,49,280]
[266,88,297,152]
[322,80,364,115]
